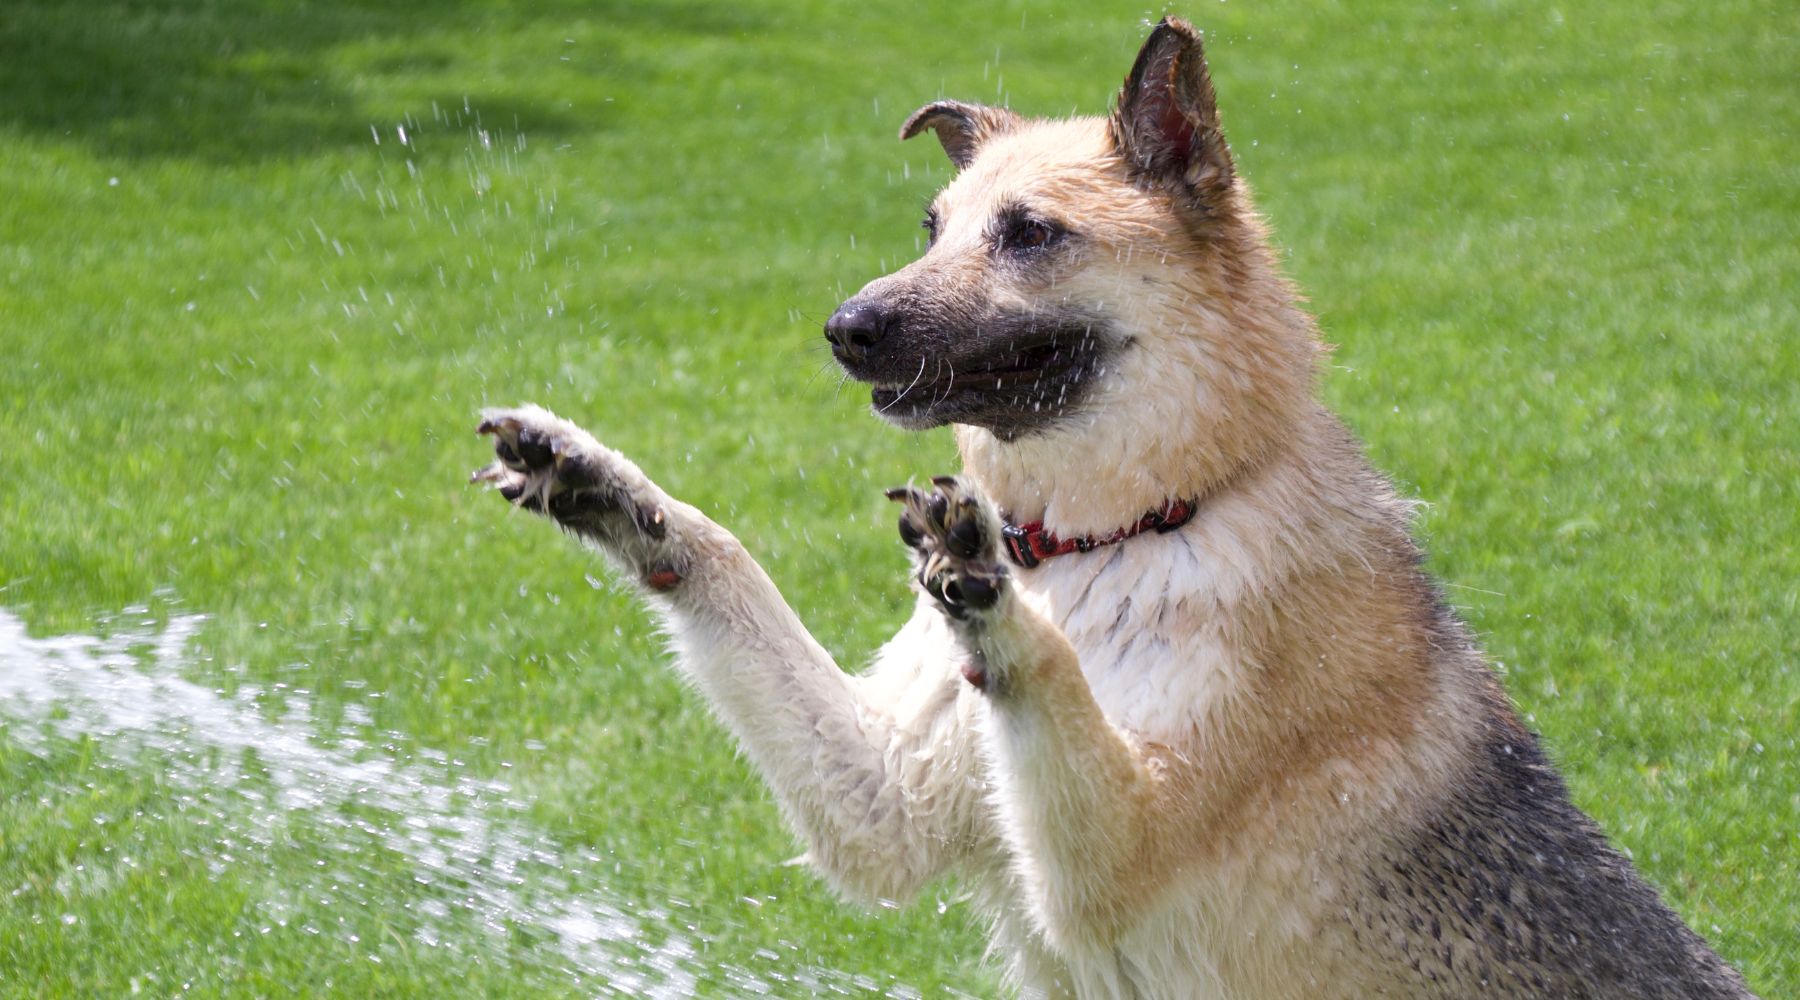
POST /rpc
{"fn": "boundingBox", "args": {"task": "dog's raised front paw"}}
[473,404,617,512]
[887,476,1009,623]
[471,404,678,559]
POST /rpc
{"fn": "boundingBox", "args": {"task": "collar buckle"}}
[1001,522,1042,569]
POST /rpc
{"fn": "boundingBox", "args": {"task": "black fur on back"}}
[1354,671,1756,998]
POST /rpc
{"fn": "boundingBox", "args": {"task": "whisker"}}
[930,357,956,406]
[878,355,930,414]
[803,358,841,389]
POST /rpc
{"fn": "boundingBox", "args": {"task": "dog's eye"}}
[1003,218,1061,253]
[1016,221,1052,249]
[921,212,940,245]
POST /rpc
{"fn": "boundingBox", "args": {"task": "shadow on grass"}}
[0,0,761,163]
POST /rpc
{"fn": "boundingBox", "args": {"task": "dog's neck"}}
[956,421,1246,540]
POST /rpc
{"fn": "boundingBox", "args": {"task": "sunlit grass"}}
[1,0,1793,995]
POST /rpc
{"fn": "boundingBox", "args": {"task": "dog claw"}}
[926,491,949,528]
[888,486,933,549]
[921,573,965,620]
[629,503,669,540]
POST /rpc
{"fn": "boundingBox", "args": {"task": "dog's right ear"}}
[1111,18,1234,204]
[900,100,1021,170]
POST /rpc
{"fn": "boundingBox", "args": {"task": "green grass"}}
[1,0,1794,994]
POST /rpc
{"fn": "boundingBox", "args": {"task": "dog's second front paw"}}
[887,477,1009,623]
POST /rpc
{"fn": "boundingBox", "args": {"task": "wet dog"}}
[474,17,1755,998]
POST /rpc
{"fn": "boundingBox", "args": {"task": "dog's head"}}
[829,18,1320,531]
[829,17,1309,431]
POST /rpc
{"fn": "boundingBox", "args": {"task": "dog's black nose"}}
[824,300,891,364]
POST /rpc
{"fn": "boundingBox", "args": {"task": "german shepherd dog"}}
[472,17,1756,998]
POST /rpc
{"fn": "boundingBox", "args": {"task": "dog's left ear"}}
[900,100,1022,170]
[1111,18,1234,202]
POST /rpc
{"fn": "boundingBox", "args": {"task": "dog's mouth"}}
[864,326,1115,437]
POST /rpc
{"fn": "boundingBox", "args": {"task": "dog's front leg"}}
[893,478,1167,955]
[473,405,981,902]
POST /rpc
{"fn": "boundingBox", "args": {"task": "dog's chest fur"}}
[990,528,1344,998]
[1013,531,1235,742]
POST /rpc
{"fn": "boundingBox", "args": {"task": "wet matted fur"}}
[473,17,1757,999]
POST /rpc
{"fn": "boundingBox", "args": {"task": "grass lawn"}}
[1,0,1794,995]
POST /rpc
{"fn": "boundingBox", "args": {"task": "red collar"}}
[1000,498,1198,568]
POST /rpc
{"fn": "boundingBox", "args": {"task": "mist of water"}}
[0,606,924,997]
